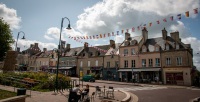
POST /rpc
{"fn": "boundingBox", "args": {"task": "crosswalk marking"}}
[115,86,167,91]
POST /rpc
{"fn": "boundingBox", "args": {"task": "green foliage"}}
[0,89,17,100]
[0,19,14,61]
[0,72,71,92]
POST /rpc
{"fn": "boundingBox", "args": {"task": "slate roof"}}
[144,36,185,52]
[120,36,143,46]
[105,43,121,55]
[64,47,84,56]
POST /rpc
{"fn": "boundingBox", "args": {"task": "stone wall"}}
[2,51,18,73]
[0,95,27,102]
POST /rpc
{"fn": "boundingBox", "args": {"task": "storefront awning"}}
[48,67,73,70]
[118,68,161,72]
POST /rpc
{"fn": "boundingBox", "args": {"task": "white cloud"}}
[44,27,83,42]
[76,0,200,37]
[13,39,57,52]
[182,37,200,71]
[0,3,21,30]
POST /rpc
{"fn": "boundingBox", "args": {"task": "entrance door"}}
[166,72,183,85]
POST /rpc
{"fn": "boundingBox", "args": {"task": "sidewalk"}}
[0,85,127,102]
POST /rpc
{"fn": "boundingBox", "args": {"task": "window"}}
[155,58,160,67]
[142,59,146,67]
[155,47,159,51]
[124,49,128,56]
[115,61,119,67]
[176,57,182,65]
[95,60,98,66]
[176,44,179,49]
[88,61,90,67]
[124,60,128,68]
[107,62,110,68]
[149,59,153,67]
[80,61,83,67]
[142,47,146,52]
[166,44,169,50]
[166,57,171,66]
[131,60,135,67]
[131,48,135,55]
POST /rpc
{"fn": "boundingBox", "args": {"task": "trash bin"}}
[17,88,26,96]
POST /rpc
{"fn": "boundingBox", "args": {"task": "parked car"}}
[82,75,95,82]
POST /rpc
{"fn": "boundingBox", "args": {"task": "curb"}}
[119,90,131,102]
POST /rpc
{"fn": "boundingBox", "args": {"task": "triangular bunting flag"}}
[132,27,135,32]
[170,16,173,21]
[177,14,181,20]
[194,8,198,14]
[185,11,189,17]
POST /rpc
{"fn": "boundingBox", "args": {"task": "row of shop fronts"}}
[15,64,190,86]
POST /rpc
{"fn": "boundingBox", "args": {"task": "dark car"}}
[82,75,95,82]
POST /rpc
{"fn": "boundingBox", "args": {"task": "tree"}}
[0,18,14,61]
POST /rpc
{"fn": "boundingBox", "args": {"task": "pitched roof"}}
[105,43,121,55]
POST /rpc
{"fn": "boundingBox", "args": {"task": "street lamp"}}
[55,17,71,93]
[15,31,26,51]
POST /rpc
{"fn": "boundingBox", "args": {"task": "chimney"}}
[17,47,20,52]
[125,32,130,40]
[35,43,38,47]
[170,31,180,41]
[30,44,34,48]
[142,27,148,42]
[61,41,66,49]
[84,42,89,52]
[66,44,70,51]
[43,48,47,52]
[110,40,115,48]
[162,28,167,40]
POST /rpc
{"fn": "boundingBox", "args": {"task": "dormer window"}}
[82,53,85,57]
[90,52,93,56]
[142,46,147,52]
[166,44,169,50]
[176,44,179,49]
[155,46,159,51]
[74,51,77,56]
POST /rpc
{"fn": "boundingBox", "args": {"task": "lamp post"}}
[15,31,26,51]
[55,17,71,93]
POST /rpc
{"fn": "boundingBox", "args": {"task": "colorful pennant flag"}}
[104,34,106,38]
[149,22,152,27]
[93,35,95,39]
[177,14,181,20]
[112,32,114,36]
[194,8,198,14]
[157,20,160,24]
[108,33,110,37]
[117,31,119,35]
[89,36,92,39]
[132,27,135,32]
[137,26,140,30]
[185,11,189,17]
[126,29,129,33]
[86,36,89,39]
[96,35,99,39]
[170,16,173,21]
[100,34,102,38]
[163,18,167,22]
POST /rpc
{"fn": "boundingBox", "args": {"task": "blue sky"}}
[0,0,200,70]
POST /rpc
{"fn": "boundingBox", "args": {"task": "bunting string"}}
[68,7,199,40]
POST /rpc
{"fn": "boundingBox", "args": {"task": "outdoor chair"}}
[68,90,80,102]
[106,86,114,98]
[90,92,95,102]
[95,86,102,97]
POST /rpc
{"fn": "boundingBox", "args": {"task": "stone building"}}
[77,42,109,78]
[103,40,120,81]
